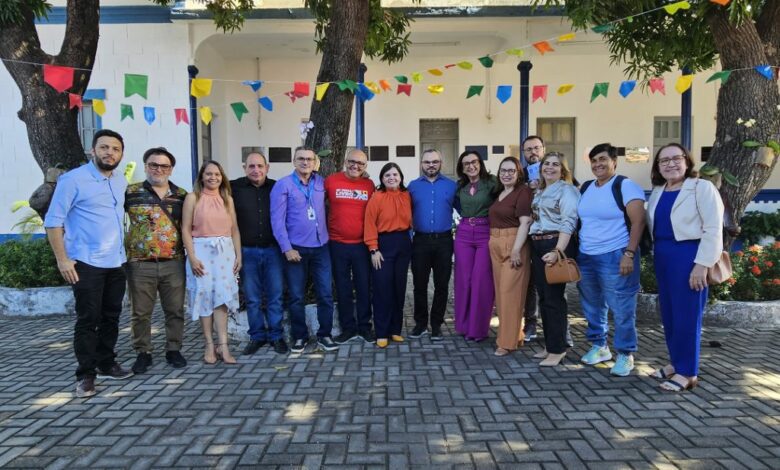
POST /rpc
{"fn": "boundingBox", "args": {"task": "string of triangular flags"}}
[23,0,776,125]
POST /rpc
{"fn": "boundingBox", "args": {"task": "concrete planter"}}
[228,303,342,342]
[0,286,75,316]
[637,292,780,327]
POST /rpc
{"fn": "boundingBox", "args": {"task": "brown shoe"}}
[76,377,96,398]
[97,363,133,380]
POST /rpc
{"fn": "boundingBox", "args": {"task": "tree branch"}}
[756,0,780,66]
[58,0,100,95]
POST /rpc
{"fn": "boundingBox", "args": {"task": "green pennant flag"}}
[706,70,732,84]
[230,102,249,122]
[124,74,148,99]
[394,75,408,84]
[120,104,134,121]
[337,79,359,92]
[590,82,609,102]
[505,48,525,57]
[478,56,494,68]
[592,24,614,34]
[466,85,484,99]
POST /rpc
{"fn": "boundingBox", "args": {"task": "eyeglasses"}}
[499,168,517,175]
[462,160,480,168]
[295,157,316,163]
[146,162,172,171]
[346,159,367,167]
[658,155,685,166]
[422,160,441,166]
[523,145,543,153]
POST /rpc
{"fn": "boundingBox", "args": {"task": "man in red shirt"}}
[325,149,376,344]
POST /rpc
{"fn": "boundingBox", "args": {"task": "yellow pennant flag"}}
[457,61,473,70]
[315,83,330,101]
[557,84,575,95]
[505,48,525,56]
[365,81,381,94]
[190,78,213,98]
[93,98,106,116]
[675,75,694,93]
[200,106,212,125]
[558,33,576,42]
[427,84,444,95]
[412,72,423,83]
[428,68,443,76]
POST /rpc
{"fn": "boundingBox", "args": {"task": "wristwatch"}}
[623,249,635,259]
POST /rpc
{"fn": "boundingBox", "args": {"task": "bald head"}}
[344,148,368,179]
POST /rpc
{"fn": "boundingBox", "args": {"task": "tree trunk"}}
[304,0,370,177]
[0,0,99,216]
[705,7,780,247]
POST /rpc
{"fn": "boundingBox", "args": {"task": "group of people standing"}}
[43,128,722,399]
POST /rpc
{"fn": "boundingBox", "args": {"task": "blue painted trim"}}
[355,64,366,150]
[83,89,105,100]
[36,6,171,24]
[0,234,45,243]
[753,189,780,203]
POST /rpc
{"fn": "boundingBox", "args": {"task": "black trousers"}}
[530,237,574,354]
[411,233,453,329]
[73,262,126,379]
[372,232,412,338]
[524,268,539,327]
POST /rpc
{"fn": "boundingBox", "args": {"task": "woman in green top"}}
[454,150,498,341]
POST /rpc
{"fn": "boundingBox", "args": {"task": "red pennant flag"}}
[444,64,457,69]
[379,79,392,91]
[649,78,666,95]
[43,64,74,93]
[532,41,554,55]
[293,81,310,97]
[68,94,83,109]
[532,85,548,103]
[397,84,412,96]
[174,108,189,125]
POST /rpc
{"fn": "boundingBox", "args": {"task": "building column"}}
[188,65,199,184]
[356,63,367,150]
[680,66,693,151]
[517,61,533,160]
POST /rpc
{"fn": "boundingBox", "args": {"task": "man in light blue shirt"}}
[44,129,133,398]
[407,149,457,341]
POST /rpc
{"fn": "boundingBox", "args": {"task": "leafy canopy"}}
[0,0,51,26]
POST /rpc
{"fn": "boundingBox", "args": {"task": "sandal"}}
[650,365,675,380]
[216,343,237,365]
[540,352,566,367]
[494,348,511,357]
[533,349,548,359]
[203,341,217,365]
[660,374,698,392]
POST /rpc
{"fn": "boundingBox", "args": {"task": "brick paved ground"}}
[1,282,779,469]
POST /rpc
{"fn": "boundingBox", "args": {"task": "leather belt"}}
[138,258,177,263]
[530,233,558,241]
[414,231,452,239]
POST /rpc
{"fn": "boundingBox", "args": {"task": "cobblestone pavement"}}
[1,282,779,469]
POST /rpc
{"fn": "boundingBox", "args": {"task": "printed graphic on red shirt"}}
[334,188,370,201]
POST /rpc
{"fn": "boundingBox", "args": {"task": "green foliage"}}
[0,238,66,288]
[0,0,51,26]
[151,0,255,32]
[738,210,780,246]
[639,255,657,294]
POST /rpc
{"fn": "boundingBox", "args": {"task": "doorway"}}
[537,117,576,173]
[420,119,459,178]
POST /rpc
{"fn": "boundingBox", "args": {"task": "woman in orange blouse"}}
[364,163,413,348]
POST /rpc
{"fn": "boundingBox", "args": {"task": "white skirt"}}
[186,236,239,320]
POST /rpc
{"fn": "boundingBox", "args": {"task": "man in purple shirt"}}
[270,146,337,354]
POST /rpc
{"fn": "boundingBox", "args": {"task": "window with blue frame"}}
[79,89,105,156]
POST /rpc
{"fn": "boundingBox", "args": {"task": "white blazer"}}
[647,177,724,267]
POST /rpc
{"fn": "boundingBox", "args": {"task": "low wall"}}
[637,292,780,327]
[0,286,75,316]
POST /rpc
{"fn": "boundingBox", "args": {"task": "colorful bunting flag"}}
[505,48,525,57]
[241,80,263,92]
[365,81,381,94]
[496,85,512,104]
[93,99,106,116]
[124,74,148,99]
[619,80,637,98]
[427,84,444,95]
[397,84,412,96]
[379,80,392,91]
[592,24,614,33]
[294,81,310,97]
[315,83,330,101]
[755,65,774,80]
[395,75,408,84]
[663,1,691,15]
[174,108,189,125]
[43,64,74,93]
[68,94,82,109]
[230,102,249,122]
[427,69,443,76]
[120,104,134,121]
[444,64,457,69]
[200,106,212,125]
[258,97,273,111]
[710,0,730,5]
[356,83,375,101]
[478,56,494,68]
[675,75,694,94]
[558,33,576,42]
[190,78,212,98]
[706,70,731,84]
[466,85,484,99]
[590,82,609,102]
[411,72,423,83]
[457,61,473,70]
[143,106,155,125]
[533,41,554,55]
[532,85,548,103]
[649,78,666,95]
[336,80,358,93]
[557,84,574,95]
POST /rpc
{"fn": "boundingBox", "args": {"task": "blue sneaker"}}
[610,353,635,377]
[581,345,612,365]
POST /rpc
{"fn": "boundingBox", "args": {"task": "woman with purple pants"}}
[454,150,498,342]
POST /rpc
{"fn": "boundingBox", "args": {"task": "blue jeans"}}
[284,245,334,341]
[329,241,372,335]
[240,246,284,342]
[577,248,640,353]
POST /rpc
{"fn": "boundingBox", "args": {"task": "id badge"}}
[307,206,316,220]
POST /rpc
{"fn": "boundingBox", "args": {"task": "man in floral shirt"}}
[125,147,188,373]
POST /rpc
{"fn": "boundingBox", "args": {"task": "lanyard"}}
[292,172,313,205]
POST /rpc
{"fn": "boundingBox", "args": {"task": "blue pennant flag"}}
[619,80,636,98]
[258,96,273,111]
[242,80,263,92]
[355,83,375,102]
[755,65,774,80]
[143,106,155,125]
[496,85,512,104]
